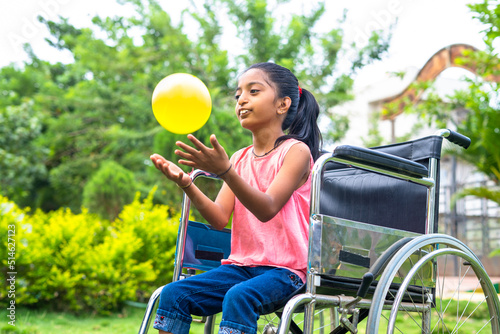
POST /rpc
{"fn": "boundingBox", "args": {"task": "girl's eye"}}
[234,94,240,100]
[250,89,259,94]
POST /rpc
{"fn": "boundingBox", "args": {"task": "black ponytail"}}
[245,62,322,160]
[283,88,322,160]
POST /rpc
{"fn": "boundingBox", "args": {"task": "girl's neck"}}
[251,128,285,156]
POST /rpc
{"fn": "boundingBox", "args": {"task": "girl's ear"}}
[277,96,292,115]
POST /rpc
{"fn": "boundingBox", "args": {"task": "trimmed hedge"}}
[0,188,179,315]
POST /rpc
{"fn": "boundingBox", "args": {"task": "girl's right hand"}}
[151,153,234,230]
[150,154,192,188]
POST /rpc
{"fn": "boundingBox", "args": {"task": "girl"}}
[150,62,321,334]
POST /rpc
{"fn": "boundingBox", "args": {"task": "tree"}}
[0,0,391,215]
[0,100,47,207]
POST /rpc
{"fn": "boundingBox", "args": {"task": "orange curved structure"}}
[380,43,500,120]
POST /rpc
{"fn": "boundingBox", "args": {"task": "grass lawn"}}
[0,306,206,334]
[0,298,494,334]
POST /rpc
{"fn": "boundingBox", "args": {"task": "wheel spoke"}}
[450,278,483,333]
[431,308,452,334]
[382,311,406,334]
[366,236,499,334]
[456,257,461,325]
[475,316,494,333]
[451,297,488,334]
[435,265,472,318]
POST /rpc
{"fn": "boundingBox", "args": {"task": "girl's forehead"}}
[237,69,272,88]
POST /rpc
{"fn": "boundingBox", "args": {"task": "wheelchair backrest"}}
[309,136,443,283]
[320,135,443,234]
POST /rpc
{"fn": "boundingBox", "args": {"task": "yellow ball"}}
[152,73,212,134]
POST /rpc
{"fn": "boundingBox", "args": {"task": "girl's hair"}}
[244,62,322,160]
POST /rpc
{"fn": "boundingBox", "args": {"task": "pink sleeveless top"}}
[221,139,313,282]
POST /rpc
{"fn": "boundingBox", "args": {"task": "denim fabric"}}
[153,264,304,334]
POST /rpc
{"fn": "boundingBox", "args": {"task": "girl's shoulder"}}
[280,138,304,149]
[278,138,310,156]
[231,145,253,162]
[278,139,313,170]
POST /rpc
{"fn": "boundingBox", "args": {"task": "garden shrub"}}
[0,189,179,315]
[113,187,180,301]
[0,196,30,302]
[82,160,137,221]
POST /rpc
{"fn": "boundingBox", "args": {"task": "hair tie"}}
[298,85,303,97]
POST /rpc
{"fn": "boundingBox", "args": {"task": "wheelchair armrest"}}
[175,169,223,281]
[191,169,219,181]
[332,145,429,178]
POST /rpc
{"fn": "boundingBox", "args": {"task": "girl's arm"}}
[176,134,311,222]
[150,154,234,230]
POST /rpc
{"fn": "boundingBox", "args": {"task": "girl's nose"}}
[236,95,246,106]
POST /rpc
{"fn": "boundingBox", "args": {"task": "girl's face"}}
[235,69,288,132]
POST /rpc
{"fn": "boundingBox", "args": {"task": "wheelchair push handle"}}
[436,129,471,149]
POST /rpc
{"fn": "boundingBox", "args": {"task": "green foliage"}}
[383,81,454,129]
[452,186,500,207]
[113,188,180,299]
[0,0,390,215]
[362,110,386,148]
[0,101,47,207]
[468,0,500,48]
[452,82,500,185]
[351,29,393,72]
[82,160,137,221]
[325,113,350,143]
[0,192,178,315]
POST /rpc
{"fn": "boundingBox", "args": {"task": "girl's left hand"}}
[175,134,231,176]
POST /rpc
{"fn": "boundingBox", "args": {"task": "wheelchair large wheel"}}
[367,234,500,334]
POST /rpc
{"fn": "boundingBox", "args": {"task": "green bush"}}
[113,187,180,301]
[0,197,30,304]
[82,160,137,221]
[0,189,179,315]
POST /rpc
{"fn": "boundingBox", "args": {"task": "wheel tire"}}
[366,234,500,333]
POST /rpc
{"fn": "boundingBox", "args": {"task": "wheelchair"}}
[139,129,500,334]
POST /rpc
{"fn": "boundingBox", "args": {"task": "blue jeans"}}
[153,264,304,334]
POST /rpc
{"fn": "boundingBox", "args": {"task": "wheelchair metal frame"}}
[139,129,500,334]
